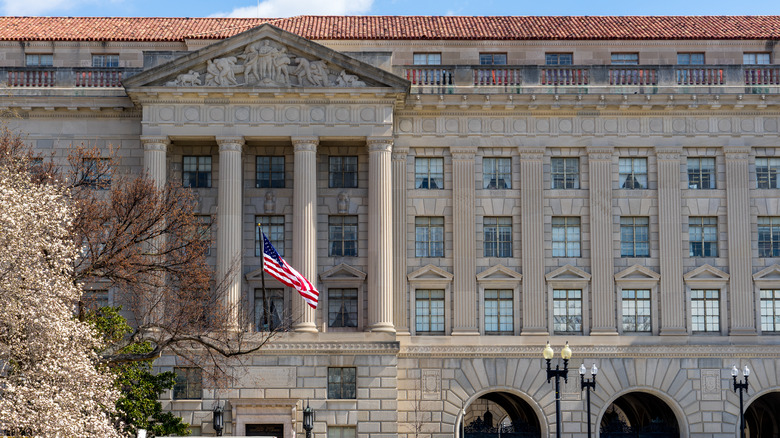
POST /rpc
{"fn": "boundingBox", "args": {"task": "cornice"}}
[325,39,773,49]
[256,341,400,355]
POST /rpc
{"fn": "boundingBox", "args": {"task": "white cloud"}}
[209,0,372,18]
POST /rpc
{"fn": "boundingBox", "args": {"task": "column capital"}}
[451,147,477,160]
[724,146,751,160]
[291,136,319,152]
[140,136,170,151]
[392,147,409,161]
[656,147,683,161]
[367,136,393,153]
[518,147,545,161]
[216,136,245,152]
[586,146,614,161]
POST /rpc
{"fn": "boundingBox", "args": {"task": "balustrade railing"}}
[3,67,141,88]
[474,67,522,86]
[609,68,657,86]
[540,67,589,86]
[745,67,780,85]
[675,67,724,85]
[74,69,125,87]
[404,67,453,86]
[8,69,56,87]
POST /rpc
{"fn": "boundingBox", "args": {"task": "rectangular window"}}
[25,54,53,66]
[328,426,357,438]
[687,157,716,189]
[173,368,202,400]
[619,157,648,189]
[415,289,445,334]
[328,216,358,257]
[328,288,358,328]
[553,289,582,334]
[758,217,780,257]
[760,289,780,332]
[483,157,511,189]
[254,288,284,331]
[413,53,442,65]
[196,215,212,256]
[611,53,639,65]
[756,157,780,189]
[327,367,356,399]
[256,156,285,188]
[545,53,573,65]
[551,157,579,189]
[689,217,718,257]
[484,217,512,258]
[91,54,119,67]
[81,158,111,189]
[484,289,513,334]
[622,289,651,332]
[479,53,507,65]
[182,156,212,188]
[677,53,705,65]
[620,217,650,257]
[744,53,771,65]
[415,157,444,189]
[328,156,358,188]
[256,215,284,257]
[691,289,720,332]
[552,217,581,258]
[415,217,444,257]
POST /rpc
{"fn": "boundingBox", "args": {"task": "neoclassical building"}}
[3,15,780,437]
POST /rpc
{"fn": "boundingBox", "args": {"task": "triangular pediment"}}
[407,264,454,282]
[319,263,366,282]
[123,23,409,91]
[753,264,780,282]
[476,264,522,282]
[684,264,730,282]
[614,264,661,282]
[545,265,591,281]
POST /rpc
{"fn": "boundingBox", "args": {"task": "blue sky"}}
[2,0,779,19]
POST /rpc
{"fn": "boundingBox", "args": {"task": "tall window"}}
[620,217,650,257]
[687,157,716,189]
[744,53,771,65]
[415,289,445,334]
[25,54,53,66]
[327,367,356,399]
[196,215,212,256]
[545,53,573,65]
[760,289,780,332]
[622,289,651,332]
[552,217,580,257]
[479,53,507,65]
[413,53,441,65]
[758,217,780,257]
[81,158,111,189]
[691,289,720,332]
[484,289,513,334]
[483,157,511,189]
[553,289,582,334]
[415,157,443,189]
[255,288,284,331]
[328,216,358,257]
[183,156,212,188]
[415,217,444,257]
[256,156,284,188]
[551,157,579,189]
[619,157,647,189]
[611,53,639,65]
[328,156,357,188]
[756,157,780,189]
[689,217,718,257]
[173,368,202,400]
[256,215,284,257]
[677,53,705,65]
[484,217,512,258]
[92,54,119,67]
[328,288,358,328]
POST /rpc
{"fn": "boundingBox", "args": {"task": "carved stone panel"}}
[421,369,441,400]
[701,369,721,400]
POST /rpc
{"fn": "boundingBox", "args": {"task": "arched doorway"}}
[744,391,780,437]
[462,391,541,438]
[600,392,680,438]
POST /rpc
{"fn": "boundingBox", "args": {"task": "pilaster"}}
[292,136,319,333]
[519,148,548,335]
[451,147,479,336]
[392,146,410,335]
[141,136,169,188]
[367,137,395,333]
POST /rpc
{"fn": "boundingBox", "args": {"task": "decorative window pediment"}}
[753,264,780,284]
[408,264,454,282]
[545,265,591,282]
[684,264,729,288]
[476,264,522,289]
[319,263,366,286]
[615,264,660,287]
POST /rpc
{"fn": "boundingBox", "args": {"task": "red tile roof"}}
[1,15,780,41]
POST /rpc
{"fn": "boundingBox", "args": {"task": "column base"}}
[729,328,758,336]
[589,328,619,336]
[520,328,550,336]
[370,322,397,333]
[451,329,480,336]
[660,328,688,336]
[293,322,319,333]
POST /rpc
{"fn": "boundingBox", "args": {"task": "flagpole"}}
[260,226,268,331]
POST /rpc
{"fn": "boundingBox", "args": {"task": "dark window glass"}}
[546,53,573,65]
[327,367,356,399]
[183,156,212,188]
[173,368,202,400]
[415,157,444,189]
[687,157,716,189]
[484,217,512,257]
[479,53,507,65]
[620,217,650,257]
[756,158,780,189]
[619,158,647,189]
[415,217,444,257]
[256,156,285,188]
[689,217,718,257]
[758,217,780,257]
[328,216,358,257]
[329,156,358,188]
[328,288,358,328]
[551,158,579,189]
[483,157,511,189]
[254,288,285,331]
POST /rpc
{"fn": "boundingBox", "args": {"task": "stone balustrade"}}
[2,67,143,88]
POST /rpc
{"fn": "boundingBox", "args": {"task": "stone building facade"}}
[2,15,780,437]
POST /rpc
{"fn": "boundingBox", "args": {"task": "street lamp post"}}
[732,365,750,438]
[212,405,224,437]
[579,363,597,438]
[303,401,315,438]
[544,341,572,438]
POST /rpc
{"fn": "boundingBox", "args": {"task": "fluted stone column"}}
[452,147,479,336]
[392,147,410,335]
[657,148,686,335]
[520,148,547,335]
[725,146,756,335]
[216,137,244,331]
[292,137,319,333]
[588,147,618,335]
[368,137,395,333]
[141,136,169,188]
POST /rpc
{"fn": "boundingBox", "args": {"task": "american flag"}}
[262,232,319,309]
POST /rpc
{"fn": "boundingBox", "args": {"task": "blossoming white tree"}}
[0,150,122,437]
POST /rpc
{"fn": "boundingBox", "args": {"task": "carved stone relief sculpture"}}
[165,70,202,86]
